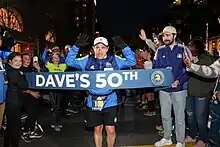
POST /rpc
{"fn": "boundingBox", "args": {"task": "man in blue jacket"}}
[153,26,191,147]
[65,34,136,147]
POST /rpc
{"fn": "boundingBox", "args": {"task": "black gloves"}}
[112,36,127,50]
[75,33,90,48]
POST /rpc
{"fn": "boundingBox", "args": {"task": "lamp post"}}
[205,23,208,51]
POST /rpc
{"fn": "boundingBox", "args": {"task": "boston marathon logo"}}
[151,70,165,86]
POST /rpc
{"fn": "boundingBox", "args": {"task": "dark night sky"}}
[95,0,170,38]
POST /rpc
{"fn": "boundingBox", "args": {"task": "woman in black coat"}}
[4,52,28,147]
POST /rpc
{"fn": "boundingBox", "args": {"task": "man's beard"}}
[163,39,174,45]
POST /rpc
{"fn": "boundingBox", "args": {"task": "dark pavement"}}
[0,102,162,147]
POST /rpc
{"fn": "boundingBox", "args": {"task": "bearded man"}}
[153,26,192,147]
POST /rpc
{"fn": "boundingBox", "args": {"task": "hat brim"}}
[162,31,176,34]
[93,42,108,47]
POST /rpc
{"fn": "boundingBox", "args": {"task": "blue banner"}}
[0,70,7,103]
[24,69,174,90]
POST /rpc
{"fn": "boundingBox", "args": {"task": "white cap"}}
[162,26,177,34]
[65,45,71,49]
[93,37,108,46]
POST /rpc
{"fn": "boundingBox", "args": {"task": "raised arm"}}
[65,33,90,70]
[42,48,49,64]
[152,47,162,68]
[139,29,157,52]
[112,36,136,69]
[185,57,220,78]
[65,45,88,70]
[145,39,157,52]
[115,46,136,69]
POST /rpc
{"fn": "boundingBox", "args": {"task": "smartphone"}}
[183,48,188,59]
[33,56,38,63]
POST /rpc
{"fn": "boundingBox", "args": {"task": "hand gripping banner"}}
[25,69,173,90]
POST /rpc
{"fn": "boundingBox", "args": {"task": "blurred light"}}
[75,17,80,27]
[173,0,181,5]
[82,4,87,15]
[194,0,207,5]
[75,17,79,21]
[26,44,30,51]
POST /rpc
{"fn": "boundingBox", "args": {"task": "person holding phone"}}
[33,56,38,63]
[20,53,42,143]
[32,56,43,72]
[184,52,220,147]
[184,37,215,147]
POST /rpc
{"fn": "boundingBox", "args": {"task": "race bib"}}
[92,96,106,111]
[104,67,114,71]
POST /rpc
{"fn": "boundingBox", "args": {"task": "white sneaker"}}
[176,142,185,147]
[156,125,163,131]
[154,138,172,147]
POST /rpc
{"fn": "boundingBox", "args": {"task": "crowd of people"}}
[134,26,219,147]
[0,25,219,147]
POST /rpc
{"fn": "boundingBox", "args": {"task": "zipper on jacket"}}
[99,62,102,70]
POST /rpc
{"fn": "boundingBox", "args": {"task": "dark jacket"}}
[187,52,216,98]
[153,44,191,92]
[5,64,28,106]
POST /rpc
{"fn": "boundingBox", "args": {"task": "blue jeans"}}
[209,100,220,147]
[186,96,209,142]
